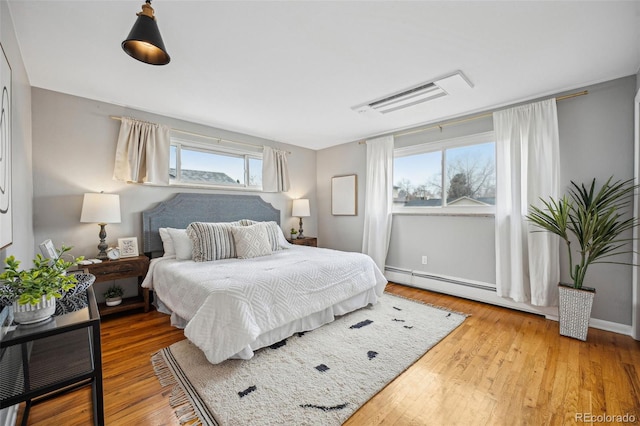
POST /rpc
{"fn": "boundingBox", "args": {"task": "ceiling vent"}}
[352,71,473,115]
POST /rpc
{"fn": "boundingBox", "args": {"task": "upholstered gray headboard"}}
[142,193,280,257]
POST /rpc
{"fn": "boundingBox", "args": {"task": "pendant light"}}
[122,0,170,65]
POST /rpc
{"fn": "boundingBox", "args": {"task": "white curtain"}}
[362,135,394,271]
[493,98,560,306]
[262,146,290,192]
[113,117,170,185]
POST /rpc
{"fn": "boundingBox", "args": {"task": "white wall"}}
[317,75,638,329]
[31,88,317,299]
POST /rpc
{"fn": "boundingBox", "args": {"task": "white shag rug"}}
[152,293,467,425]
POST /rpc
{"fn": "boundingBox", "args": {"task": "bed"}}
[141,193,387,364]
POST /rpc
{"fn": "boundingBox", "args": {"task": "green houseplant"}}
[0,245,83,323]
[103,284,124,306]
[290,228,298,240]
[527,176,639,340]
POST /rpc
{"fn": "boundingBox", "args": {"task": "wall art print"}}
[0,43,11,249]
[331,174,357,215]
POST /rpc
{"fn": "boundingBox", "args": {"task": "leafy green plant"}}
[290,228,297,235]
[103,284,124,299]
[0,246,83,305]
[527,177,639,289]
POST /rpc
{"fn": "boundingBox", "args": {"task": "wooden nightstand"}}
[83,255,150,316]
[288,237,317,247]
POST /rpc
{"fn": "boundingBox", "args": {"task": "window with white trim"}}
[393,131,496,213]
[170,138,263,189]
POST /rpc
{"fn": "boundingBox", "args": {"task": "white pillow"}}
[276,226,291,248]
[167,228,192,260]
[186,221,239,262]
[238,219,287,250]
[159,227,175,257]
[231,224,272,259]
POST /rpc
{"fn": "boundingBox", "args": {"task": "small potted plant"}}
[290,228,298,240]
[103,284,124,306]
[0,245,83,324]
[527,176,639,340]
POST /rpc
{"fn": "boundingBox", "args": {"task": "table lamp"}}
[80,193,121,260]
[292,199,310,239]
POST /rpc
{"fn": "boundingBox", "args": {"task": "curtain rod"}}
[109,116,291,154]
[358,90,588,144]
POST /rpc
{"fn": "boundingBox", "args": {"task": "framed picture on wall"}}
[0,43,12,249]
[331,174,357,215]
[118,237,139,258]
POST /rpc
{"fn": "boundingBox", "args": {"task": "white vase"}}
[558,284,595,341]
[106,297,122,307]
[13,296,56,324]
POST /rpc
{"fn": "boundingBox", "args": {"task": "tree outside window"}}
[393,138,495,208]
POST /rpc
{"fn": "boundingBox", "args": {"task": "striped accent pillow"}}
[231,224,272,259]
[187,221,240,262]
[238,220,282,251]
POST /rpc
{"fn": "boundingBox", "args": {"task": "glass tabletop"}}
[1,286,99,347]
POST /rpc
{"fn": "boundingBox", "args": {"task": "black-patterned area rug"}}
[151,293,467,425]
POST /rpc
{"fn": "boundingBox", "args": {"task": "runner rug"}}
[151,293,467,425]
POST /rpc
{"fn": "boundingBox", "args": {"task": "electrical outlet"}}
[421,256,428,265]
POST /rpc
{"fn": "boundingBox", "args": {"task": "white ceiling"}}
[7,1,640,150]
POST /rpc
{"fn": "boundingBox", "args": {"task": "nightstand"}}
[0,286,103,425]
[83,255,150,316]
[288,237,317,247]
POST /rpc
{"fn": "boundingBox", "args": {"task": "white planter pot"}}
[13,296,56,324]
[105,297,122,307]
[558,284,595,341]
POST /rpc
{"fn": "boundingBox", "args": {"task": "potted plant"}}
[104,284,124,306]
[0,245,83,324]
[527,176,639,340]
[290,228,298,240]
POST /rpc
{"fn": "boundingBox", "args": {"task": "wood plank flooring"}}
[18,283,640,425]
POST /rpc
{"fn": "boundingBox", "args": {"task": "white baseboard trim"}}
[0,405,18,426]
[588,318,633,336]
[384,269,633,337]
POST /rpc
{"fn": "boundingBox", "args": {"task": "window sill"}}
[136,181,263,192]
[393,208,494,217]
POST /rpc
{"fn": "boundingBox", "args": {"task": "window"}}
[170,138,263,190]
[393,131,496,213]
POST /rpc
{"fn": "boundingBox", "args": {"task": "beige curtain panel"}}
[113,117,170,185]
[262,146,290,192]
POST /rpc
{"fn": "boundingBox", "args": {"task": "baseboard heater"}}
[384,266,632,337]
[384,266,495,291]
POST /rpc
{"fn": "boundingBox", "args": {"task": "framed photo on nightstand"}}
[39,239,57,259]
[118,237,139,258]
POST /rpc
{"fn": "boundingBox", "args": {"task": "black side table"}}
[0,286,103,425]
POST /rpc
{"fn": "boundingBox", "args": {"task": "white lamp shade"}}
[80,193,121,224]
[292,199,310,217]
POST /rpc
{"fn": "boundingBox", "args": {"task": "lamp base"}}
[298,217,305,239]
[97,223,109,260]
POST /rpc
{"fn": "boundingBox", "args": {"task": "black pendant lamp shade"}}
[122,0,170,65]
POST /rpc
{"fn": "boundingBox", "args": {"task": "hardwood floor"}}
[19,283,640,425]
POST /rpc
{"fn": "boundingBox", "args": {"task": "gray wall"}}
[1,1,33,424]
[1,0,34,264]
[317,75,637,326]
[31,88,317,299]
[556,76,636,324]
[316,141,366,252]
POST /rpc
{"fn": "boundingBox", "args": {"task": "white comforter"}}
[142,245,387,363]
